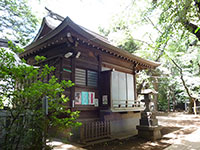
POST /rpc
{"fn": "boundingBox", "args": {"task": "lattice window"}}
[75,68,98,87]
[87,70,98,87]
[75,68,86,86]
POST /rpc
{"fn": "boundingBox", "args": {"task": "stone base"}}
[136,125,162,141]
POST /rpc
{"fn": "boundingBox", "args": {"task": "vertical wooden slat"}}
[85,123,87,139]
[101,121,103,136]
[99,121,101,137]
[109,120,111,135]
[96,121,99,137]
[91,122,93,139]
[88,122,90,139]
[80,120,111,142]
[89,122,91,139]
[87,123,90,139]
[103,121,105,136]
[80,123,84,142]
[93,122,95,139]
[71,57,75,110]
[104,120,107,135]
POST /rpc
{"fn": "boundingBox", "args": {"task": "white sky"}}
[29,0,158,49]
[30,0,128,32]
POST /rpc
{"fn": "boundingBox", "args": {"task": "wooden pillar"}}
[98,54,102,108]
[133,65,137,100]
[59,56,63,82]
[71,57,75,109]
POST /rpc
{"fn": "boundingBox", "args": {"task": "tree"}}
[145,0,200,113]
[98,0,167,111]
[0,42,81,149]
[98,0,146,53]
[98,0,200,113]
[0,0,38,45]
[149,0,200,41]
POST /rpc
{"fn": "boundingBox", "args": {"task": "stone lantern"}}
[136,89,162,141]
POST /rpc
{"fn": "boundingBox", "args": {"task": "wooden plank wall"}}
[23,27,138,121]
[73,43,100,120]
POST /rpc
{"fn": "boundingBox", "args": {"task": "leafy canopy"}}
[0,0,38,45]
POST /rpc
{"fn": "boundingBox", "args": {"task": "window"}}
[75,68,98,87]
[87,70,98,87]
[75,68,86,86]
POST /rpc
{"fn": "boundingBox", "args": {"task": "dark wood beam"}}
[183,21,200,41]
[194,0,200,12]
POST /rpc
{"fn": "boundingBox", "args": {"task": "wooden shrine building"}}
[20,15,160,143]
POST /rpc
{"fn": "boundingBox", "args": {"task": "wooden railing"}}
[80,120,111,143]
[113,100,145,108]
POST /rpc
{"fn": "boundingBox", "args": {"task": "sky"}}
[30,0,129,32]
[29,0,158,49]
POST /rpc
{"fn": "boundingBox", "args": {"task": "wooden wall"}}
[72,43,100,120]
[23,26,138,121]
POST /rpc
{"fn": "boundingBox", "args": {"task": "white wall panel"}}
[111,71,119,101]
[126,73,134,100]
[118,72,126,100]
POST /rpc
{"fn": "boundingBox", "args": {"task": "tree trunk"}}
[171,59,196,114]
[189,98,194,114]
[167,92,170,112]
[173,94,175,112]
[193,99,197,115]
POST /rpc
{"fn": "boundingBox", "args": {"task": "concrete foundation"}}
[102,111,141,137]
[136,125,162,141]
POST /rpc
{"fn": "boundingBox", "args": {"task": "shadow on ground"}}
[85,126,181,150]
[50,113,200,150]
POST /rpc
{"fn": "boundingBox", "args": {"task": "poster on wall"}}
[94,98,99,107]
[81,91,88,105]
[89,92,95,105]
[102,95,108,105]
[75,92,81,104]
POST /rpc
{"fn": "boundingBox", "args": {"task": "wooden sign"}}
[63,68,72,73]
[102,95,108,105]
[75,92,81,104]
[81,91,88,105]
[89,92,95,105]
[95,98,99,107]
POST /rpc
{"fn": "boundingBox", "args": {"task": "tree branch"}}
[145,16,162,34]
[132,38,154,48]
[171,59,193,99]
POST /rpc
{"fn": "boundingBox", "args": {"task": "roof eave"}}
[21,16,161,69]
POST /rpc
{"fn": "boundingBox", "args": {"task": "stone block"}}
[136,125,162,141]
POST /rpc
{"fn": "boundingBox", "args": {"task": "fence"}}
[80,120,111,143]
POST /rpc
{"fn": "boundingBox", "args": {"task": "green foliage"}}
[35,55,47,62]
[98,1,144,53]
[100,0,200,112]
[0,43,80,149]
[99,25,139,53]
[0,0,39,45]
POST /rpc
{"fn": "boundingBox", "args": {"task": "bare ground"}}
[84,112,200,150]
